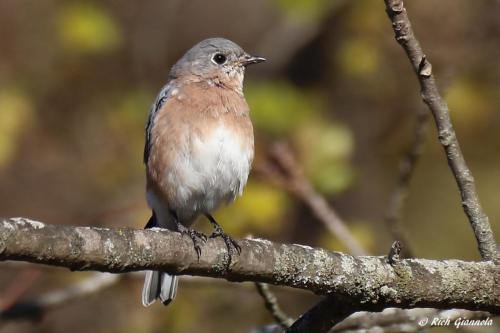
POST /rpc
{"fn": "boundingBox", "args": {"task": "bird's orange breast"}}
[146,80,254,219]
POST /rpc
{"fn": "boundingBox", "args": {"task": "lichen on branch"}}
[0,218,498,314]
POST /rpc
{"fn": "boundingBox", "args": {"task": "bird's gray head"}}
[169,38,265,91]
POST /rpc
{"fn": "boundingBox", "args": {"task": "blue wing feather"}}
[144,83,172,164]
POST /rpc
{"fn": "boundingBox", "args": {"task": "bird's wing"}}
[144,83,173,164]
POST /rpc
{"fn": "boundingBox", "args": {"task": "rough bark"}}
[1,218,498,314]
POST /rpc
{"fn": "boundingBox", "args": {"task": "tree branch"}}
[255,308,492,333]
[332,308,491,333]
[256,142,366,256]
[383,0,498,261]
[0,218,498,315]
[286,296,358,333]
[255,282,294,329]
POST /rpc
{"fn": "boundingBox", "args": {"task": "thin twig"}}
[0,273,120,320]
[255,283,294,329]
[386,240,402,265]
[257,141,367,256]
[384,109,429,258]
[0,267,41,311]
[383,0,498,261]
[0,272,259,321]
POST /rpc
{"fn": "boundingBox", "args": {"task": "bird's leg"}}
[205,214,241,267]
[169,210,206,259]
[144,212,157,229]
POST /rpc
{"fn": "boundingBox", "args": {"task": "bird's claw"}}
[210,226,241,267]
[210,230,241,254]
[178,225,207,259]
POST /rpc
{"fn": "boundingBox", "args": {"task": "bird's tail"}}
[142,271,179,306]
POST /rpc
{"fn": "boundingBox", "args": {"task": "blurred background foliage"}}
[0,0,499,332]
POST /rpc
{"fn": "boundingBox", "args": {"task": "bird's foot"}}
[206,214,241,268]
[210,224,241,255]
[176,223,207,259]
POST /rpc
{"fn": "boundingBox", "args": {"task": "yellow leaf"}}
[0,88,34,166]
[337,39,380,78]
[446,77,493,130]
[214,182,290,236]
[58,3,122,54]
[319,222,375,253]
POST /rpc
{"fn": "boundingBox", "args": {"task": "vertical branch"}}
[383,0,498,261]
[384,109,429,258]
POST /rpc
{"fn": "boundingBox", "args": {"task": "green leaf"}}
[295,120,355,194]
[245,81,319,136]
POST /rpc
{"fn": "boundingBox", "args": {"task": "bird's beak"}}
[240,54,266,66]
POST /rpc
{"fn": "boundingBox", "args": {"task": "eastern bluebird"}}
[141,38,265,306]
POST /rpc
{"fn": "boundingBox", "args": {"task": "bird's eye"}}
[212,53,227,65]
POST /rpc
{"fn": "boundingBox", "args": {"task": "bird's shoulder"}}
[144,82,174,164]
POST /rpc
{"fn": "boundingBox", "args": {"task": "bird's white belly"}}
[165,124,252,220]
